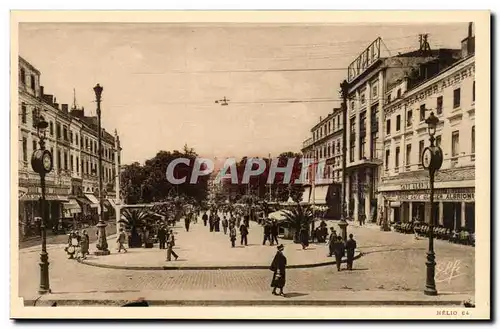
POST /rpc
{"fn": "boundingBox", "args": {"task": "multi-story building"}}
[18,56,122,239]
[379,24,475,232]
[301,107,344,218]
[343,36,462,224]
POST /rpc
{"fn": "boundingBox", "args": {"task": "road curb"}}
[77,251,363,271]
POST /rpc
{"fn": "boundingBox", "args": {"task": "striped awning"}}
[63,199,82,215]
[84,193,99,208]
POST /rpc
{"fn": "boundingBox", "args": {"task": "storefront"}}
[381,186,475,233]
[18,183,71,238]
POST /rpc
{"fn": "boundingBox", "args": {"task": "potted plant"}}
[282,203,314,243]
[119,208,149,248]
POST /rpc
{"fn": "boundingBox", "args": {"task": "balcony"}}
[450,157,459,168]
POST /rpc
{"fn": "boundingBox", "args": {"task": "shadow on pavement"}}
[284,292,308,298]
[362,247,426,255]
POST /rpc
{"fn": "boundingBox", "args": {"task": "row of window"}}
[384,126,475,171]
[316,140,342,159]
[21,137,117,180]
[386,84,475,136]
[19,68,36,90]
[312,114,342,142]
[21,103,115,161]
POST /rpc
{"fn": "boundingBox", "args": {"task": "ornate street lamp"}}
[31,114,53,294]
[93,83,110,255]
[337,80,350,241]
[421,112,443,296]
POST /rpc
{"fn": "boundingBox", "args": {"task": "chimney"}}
[39,86,44,99]
[61,104,69,113]
[42,94,53,105]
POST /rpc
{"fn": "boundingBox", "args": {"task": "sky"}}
[19,22,470,165]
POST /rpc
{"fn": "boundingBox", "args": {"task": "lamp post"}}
[337,80,350,241]
[93,83,110,255]
[31,115,52,294]
[421,112,443,296]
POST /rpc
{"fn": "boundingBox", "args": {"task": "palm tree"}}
[119,208,149,247]
[283,203,314,243]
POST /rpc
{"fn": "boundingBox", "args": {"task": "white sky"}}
[19,22,469,164]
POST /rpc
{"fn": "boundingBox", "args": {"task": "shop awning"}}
[84,193,99,208]
[63,199,82,215]
[310,185,328,205]
[390,202,401,208]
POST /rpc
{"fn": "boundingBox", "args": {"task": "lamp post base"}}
[424,250,438,296]
[94,221,110,256]
[338,219,349,241]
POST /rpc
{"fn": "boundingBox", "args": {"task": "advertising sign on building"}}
[348,37,382,83]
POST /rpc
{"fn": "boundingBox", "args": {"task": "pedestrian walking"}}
[327,227,337,257]
[270,244,287,296]
[202,212,208,227]
[158,226,167,249]
[184,216,191,232]
[229,224,237,248]
[215,215,221,232]
[237,215,242,228]
[222,216,229,234]
[333,236,345,271]
[270,219,279,246]
[345,234,357,270]
[209,213,215,232]
[117,228,128,253]
[240,223,249,246]
[262,221,271,245]
[299,226,309,250]
[79,230,89,259]
[166,229,179,261]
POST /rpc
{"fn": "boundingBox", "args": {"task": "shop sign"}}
[385,188,474,202]
[400,182,430,190]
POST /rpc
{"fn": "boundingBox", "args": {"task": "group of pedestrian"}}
[154,225,178,261]
[202,210,251,248]
[64,230,90,260]
[262,219,279,246]
[328,227,357,271]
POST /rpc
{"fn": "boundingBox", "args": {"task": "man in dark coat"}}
[184,216,191,232]
[262,222,271,245]
[157,226,166,249]
[202,212,208,227]
[327,227,337,257]
[299,226,309,250]
[240,223,249,246]
[270,219,279,246]
[214,214,221,232]
[209,213,214,232]
[333,236,345,271]
[345,233,357,270]
[270,244,287,296]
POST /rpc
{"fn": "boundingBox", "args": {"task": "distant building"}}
[301,107,344,218]
[18,56,122,239]
[379,23,475,231]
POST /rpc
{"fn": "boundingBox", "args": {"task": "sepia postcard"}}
[10,10,490,320]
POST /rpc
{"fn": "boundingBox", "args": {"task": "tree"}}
[120,146,209,205]
[119,208,150,247]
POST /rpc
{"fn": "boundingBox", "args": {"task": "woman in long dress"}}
[270,244,287,296]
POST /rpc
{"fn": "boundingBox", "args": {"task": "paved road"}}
[17,219,474,300]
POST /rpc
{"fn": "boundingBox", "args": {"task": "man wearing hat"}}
[269,244,287,296]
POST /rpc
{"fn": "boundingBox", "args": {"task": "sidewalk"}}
[78,220,361,270]
[25,289,472,307]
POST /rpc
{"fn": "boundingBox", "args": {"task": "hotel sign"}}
[348,38,382,83]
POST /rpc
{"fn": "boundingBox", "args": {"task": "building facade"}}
[18,56,122,239]
[344,36,463,224]
[379,30,475,232]
[301,108,344,218]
